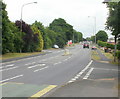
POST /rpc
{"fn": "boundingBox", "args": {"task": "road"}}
[0,44,91,97]
[0,44,118,98]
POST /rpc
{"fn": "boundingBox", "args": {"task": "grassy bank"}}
[1,52,43,60]
[98,48,118,65]
[91,50,101,61]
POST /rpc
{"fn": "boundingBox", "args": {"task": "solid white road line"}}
[34,66,48,72]
[83,68,94,79]
[0,66,18,72]
[28,64,46,69]
[93,67,118,71]
[0,74,23,83]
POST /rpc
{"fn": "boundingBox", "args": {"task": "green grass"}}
[1,52,43,60]
[98,48,119,65]
[91,50,101,61]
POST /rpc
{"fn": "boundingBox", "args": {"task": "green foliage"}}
[31,24,43,52]
[49,18,74,48]
[96,30,108,42]
[86,37,91,41]
[10,22,24,53]
[98,40,115,49]
[2,2,15,54]
[73,30,83,43]
[2,1,83,54]
[91,36,95,42]
[106,2,120,38]
[116,51,120,60]
[117,43,120,50]
[44,27,57,48]
[97,40,107,47]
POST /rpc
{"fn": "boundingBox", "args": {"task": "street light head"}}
[34,2,37,4]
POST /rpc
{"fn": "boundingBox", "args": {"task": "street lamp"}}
[88,16,97,44]
[20,2,37,32]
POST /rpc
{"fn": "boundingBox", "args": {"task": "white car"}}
[54,45,59,49]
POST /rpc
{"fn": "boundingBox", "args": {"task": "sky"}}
[3,0,113,38]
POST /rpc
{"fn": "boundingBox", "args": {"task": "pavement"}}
[46,49,119,98]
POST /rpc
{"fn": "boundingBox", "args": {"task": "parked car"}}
[91,46,97,50]
[53,45,59,49]
[83,43,89,48]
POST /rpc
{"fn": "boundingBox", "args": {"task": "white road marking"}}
[68,60,93,83]
[68,80,74,83]
[34,66,48,72]
[0,66,18,72]
[28,64,45,69]
[83,68,94,79]
[25,62,36,66]
[71,78,76,81]
[0,64,14,69]
[93,67,118,71]
[0,74,23,83]
[53,61,62,65]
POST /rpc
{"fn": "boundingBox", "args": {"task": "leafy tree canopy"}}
[96,30,108,42]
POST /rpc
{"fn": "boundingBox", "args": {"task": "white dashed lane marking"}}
[25,62,36,66]
[28,64,46,69]
[0,74,23,83]
[34,66,48,72]
[0,64,14,69]
[0,66,18,72]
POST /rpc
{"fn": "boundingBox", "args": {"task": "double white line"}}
[68,60,93,83]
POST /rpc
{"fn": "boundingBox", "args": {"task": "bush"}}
[117,44,120,50]
[97,40,115,49]
[116,51,120,60]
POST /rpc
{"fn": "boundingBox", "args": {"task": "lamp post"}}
[88,16,97,44]
[20,2,37,32]
[20,2,37,53]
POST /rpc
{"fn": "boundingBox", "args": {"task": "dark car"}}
[83,43,89,48]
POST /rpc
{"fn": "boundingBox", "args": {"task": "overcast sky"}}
[3,0,113,38]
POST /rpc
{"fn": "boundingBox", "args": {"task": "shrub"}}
[116,51,120,60]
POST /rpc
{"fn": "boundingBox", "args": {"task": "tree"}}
[91,36,95,43]
[10,22,24,52]
[49,18,74,48]
[106,2,120,42]
[96,30,108,42]
[73,30,83,43]
[2,2,14,54]
[15,21,35,52]
[44,27,57,48]
[31,24,43,52]
[86,37,91,41]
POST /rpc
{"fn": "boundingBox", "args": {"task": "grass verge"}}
[91,50,101,61]
[98,48,118,65]
[0,52,43,60]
